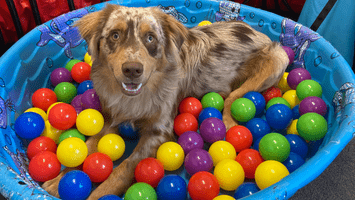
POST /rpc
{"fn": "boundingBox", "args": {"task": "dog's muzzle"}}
[121,62,144,96]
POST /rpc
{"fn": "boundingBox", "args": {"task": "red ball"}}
[27,136,57,160]
[134,157,164,187]
[178,97,203,119]
[235,149,264,179]
[226,125,253,153]
[32,88,57,112]
[29,151,61,182]
[83,152,113,183]
[174,113,198,136]
[71,62,91,83]
[48,103,77,130]
[262,86,282,103]
[188,171,220,200]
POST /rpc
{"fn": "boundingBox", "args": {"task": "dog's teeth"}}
[122,82,142,92]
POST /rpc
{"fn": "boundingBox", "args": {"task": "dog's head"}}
[75,4,188,97]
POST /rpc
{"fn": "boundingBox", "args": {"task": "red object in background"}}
[48,103,77,130]
[233,0,306,14]
[262,86,282,103]
[83,152,113,183]
[134,157,165,188]
[27,136,57,160]
[188,171,220,200]
[178,97,203,119]
[71,62,92,83]
[32,88,58,112]
[174,113,198,136]
[226,125,253,153]
[29,151,61,182]
[235,149,264,179]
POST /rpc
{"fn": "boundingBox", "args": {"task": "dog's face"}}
[75,4,188,97]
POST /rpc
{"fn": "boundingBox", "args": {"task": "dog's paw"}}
[42,177,60,198]
[223,114,238,131]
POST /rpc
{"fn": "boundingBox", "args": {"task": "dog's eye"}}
[112,32,120,40]
[147,35,154,43]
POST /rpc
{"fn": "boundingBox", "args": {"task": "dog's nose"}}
[122,62,144,79]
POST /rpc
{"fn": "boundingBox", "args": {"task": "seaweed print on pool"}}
[157,5,188,23]
[0,97,15,129]
[215,1,245,22]
[36,8,91,59]
[280,18,321,70]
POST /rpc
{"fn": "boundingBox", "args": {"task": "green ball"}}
[296,80,322,101]
[230,98,256,122]
[54,82,77,104]
[58,129,86,144]
[297,113,328,141]
[259,133,290,162]
[125,182,157,200]
[266,97,291,110]
[65,59,81,72]
[201,92,224,111]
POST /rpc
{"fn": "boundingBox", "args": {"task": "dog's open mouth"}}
[122,82,143,96]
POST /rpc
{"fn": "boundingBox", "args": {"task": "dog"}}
[42,4,289,199]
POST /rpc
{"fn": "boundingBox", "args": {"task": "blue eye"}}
[147,35,154,43]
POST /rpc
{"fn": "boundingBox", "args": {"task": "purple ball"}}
[287,68,312,90]
[177,131,204,155]
[71,94,83,114]
[282,46,295,66]
[81,89,102,111]
[50,68,73,86]
[299,96,327,116]
[199,117,226,143]
[184,149,213,176]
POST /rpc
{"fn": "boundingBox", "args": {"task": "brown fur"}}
[42,4,289,199]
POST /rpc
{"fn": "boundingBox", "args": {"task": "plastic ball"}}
[184,149,213,176]
[71,94,83,114]
[282,46,295,66]
[287,68,311,90]
[51,67,73,87]
[234,182,260,199]
[282,152,305,173]
[125,182,157,200]
[297,112,327,141]
[213,195,235,200]
[287,119,299,135]
[65,59,81,72]
[41,120,63,143]
[235,149,264,179]
[177,131,204,155]
[178,97,203,118]
[81,89,102,111]
[296,80,323,101]
[57,137,88,167]
[156,175,187,200]
[32,88,57,112]
[265,104,293,130]
[76,109,104,136]
[83,152,113,183]
[135,157,164,187]
[98,133,125,161]
[243,91,266,116]
[54,82,77,104]
[252,137,262,151]
[262,86,282,103]
[59,128,86,144]
[77,80,94,95]
[25,107,48,121]
[208,141,236,166]
[14,112,45,139]
[71,62,91,83]
[188,171,220,200]
[299,96,327,116]
[226,125,253,152]
[156,142,184,171]
[285,134,308,159]
[27,136,57,160]
[278,72,292,93]
[29,151,61,182]
[230,98,256,122]
[246,118,271,141]
[259,133,290,162]
[255,160,289,190]
[266,97,291,110]
[198,107,223,125]
[173,113,198,136]
[48,103,77,130]
[201,92,224,112]
[84,52,92,66]
[118,122,139,140]
[282,90,300,109]
[58,170,92,200]
[47,102,62,115]
[214,159,245,191]
[198,20,212,26]
[200,117,226,143]
[292,104,301,119]
[98,195,122,200]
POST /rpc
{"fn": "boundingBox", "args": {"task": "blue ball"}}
[98,195,122,200]
[14,112,45,139]
[156,175,187,200]
[77,80,94,95]
[118,122,138,140]
[198,107,222,125]
[246,118,271,141]
[234,182,260,199]
[252,136,263,151]
[285,134,308,159]
[58,170,92,200]
[266,104,293,130]
[292,104,300,119]
[282,152,305,173]
[243,91,266,116]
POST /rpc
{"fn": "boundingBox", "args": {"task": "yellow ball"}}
[214,159,245,191]
[47,102,61,115]
[98,133,125,161]
[213,195,236,200]
[41,120,63,143]
[287,119,299,135]
[255,160,289,190]
[198,20,212,26]
[278,72,292,93]
[84,52,92,66]
[25,107,48,121]
[156,142,184,171]
[57,137,88,167]
[282,90,300,109]
[76,109,104,136]
[208,141,236,166]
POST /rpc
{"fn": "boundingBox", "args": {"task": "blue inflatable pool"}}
[0,0,354,199]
